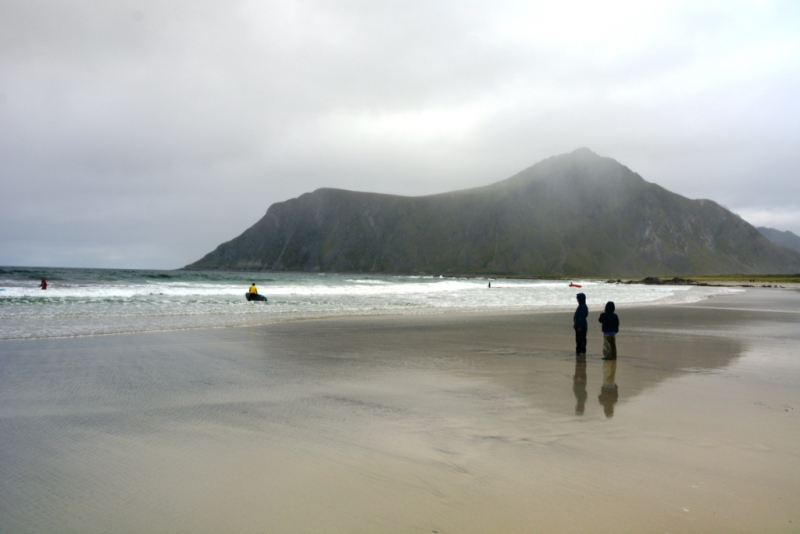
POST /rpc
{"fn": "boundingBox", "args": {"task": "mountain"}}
[186,148,800,276]
[757,227,800,254]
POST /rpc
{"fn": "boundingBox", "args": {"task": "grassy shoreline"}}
[471,273,800,285]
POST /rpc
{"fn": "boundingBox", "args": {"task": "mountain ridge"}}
[187,149,800,276]
[757,226,800,254]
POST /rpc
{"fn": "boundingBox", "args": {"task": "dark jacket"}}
[573,293,588,330]
[598,301,619,334]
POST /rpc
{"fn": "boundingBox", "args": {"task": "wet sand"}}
[1,288,799,533]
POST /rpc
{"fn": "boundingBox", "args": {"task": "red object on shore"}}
[569,283,582,288]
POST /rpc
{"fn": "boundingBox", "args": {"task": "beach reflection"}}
[599,360,619,418]
[573,358,588,415]
[4,297,797,533]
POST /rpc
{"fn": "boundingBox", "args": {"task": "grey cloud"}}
[1,0,799,268]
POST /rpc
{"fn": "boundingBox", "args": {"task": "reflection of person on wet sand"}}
[599,360,619,418]
[573,360,587,415]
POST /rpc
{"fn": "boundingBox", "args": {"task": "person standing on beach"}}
[598,301,619,360]
[573,293,588,356]
[39,278,47,290]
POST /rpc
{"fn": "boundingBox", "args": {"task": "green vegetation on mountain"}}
[187,149,800,276]
[691,274,800,284]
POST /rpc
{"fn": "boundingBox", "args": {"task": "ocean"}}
[0,266,739,340]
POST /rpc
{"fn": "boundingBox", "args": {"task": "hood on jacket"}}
[576,293,586,303]
[605,301,615,313]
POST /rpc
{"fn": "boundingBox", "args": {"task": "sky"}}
[1,0,799,269]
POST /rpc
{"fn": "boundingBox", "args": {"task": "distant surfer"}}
[488,281,491,288]
[246,283,267,302]
[39,278,47,290]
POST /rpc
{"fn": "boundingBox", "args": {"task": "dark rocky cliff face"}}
[187,149,800,276]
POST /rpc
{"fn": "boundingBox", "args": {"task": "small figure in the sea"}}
[246,283,267,302]
[599,360,619,418]
[39,278,47,290]
[598,301,619,360]
[488,281,491,288]
[573,293,588,356]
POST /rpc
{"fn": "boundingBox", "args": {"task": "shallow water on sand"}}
[0,289,798,533]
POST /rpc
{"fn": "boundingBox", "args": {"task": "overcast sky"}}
[2,0,799,269]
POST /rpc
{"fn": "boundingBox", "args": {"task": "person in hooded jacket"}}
[573,293,588,356]
[598,301,620,360]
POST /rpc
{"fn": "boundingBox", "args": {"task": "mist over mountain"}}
[757,227,800,254]
[187,149,800,276]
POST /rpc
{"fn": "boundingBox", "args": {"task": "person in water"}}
[573,293,588,356]
[598,301,619,360]
[39,278,47,290]
[249,283,258,295]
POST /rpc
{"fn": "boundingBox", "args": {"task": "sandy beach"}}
[1,287,798,533]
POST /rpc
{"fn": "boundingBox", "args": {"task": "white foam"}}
[0,275,741,340]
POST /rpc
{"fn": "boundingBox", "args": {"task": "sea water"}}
[0,266,739,340]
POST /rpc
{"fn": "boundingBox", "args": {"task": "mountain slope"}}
[757,226,800,254]
[187,149,800,276]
